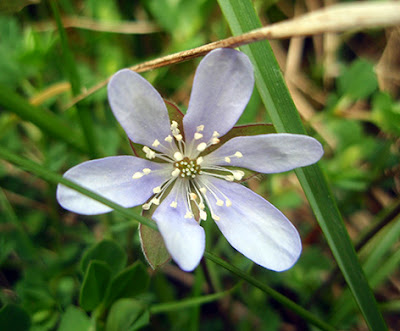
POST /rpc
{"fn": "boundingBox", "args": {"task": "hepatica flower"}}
[57,48,323,272]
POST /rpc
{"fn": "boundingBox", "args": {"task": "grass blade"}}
[50,0,99,158]
[0,85,86,152]
[217,0,387,329]
[0,146,156,231]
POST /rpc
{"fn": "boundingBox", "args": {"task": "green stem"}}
[150,289,234,314]
[205,252,335,331]
[0,146,157,231]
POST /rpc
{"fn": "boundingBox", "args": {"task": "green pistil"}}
[174,157,202,178]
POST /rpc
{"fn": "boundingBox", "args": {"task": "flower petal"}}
[183,48,254,146]
[201,176,301,271]
[108,69,171,149]
[57,156,170,215]
[203,134,323,173]
[153,180,205,271]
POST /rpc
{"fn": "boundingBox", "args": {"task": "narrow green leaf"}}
[103,262,150,309]
[50,0,98,157]
[79,261,111,311]
[150,288,234,314]
[58,306,91,331]
[0,146,158,231]
[205,252,335,331]
[0,304,31,331]
[0,85,86,152]
[80,239,127,275]
[217,1,387,330]
[105,299,149,331]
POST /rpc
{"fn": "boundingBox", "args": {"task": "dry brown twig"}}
[66,2,400,109]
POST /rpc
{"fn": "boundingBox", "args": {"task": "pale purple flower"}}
[57,48,323,272]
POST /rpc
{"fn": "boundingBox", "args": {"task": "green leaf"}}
[79,261,111,311]
[103,262,150,309]
[337,59,378,100]
[105,299,149,331]
[0,304,30,331]
[80,239,127,275]
[0,85,86,152]
[217,1,387,330]
[139,223,171,270]
[372,92,400,136]
[58,306,91,331]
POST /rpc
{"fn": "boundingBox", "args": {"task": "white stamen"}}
[233,170,245,181]
[153,186,161,194]
[174,134,183,141]
[216,199,224,206]
[226,175,234,182]
[170,201,177,208]
[171,121,178,130]
[224,157,231,163]
[200,187,207,194]
[189,193,197,201]
[212,131,220,138]
[174,152,183,161]
[184,211,193,219]
[226,199,232,207]
[194,132,203,140]
[165,135,173,143]
[171,168,180,177]
[152,139,160,147]
[151,198,160,205]
[212,214,220,221]
[234,151,243,158]
[199,202,205,210]
[197,125,204,132]
[200,210,207,220]
[211,137,220,145]
[142,168,151,174]
[132,172,143,179]
[196,157,204,165]
[197,142,207,152]
[142,203,151,210]
[143,146,156,159]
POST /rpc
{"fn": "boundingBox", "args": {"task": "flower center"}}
[174,157,202,178]
[132,120,245,221]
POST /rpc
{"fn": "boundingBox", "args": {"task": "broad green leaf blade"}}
[0,304,31,331]
[139,223,171,269]
[0,85,86,152]
[80,239,127,275]
[217,1,387,330]
[103,262,150,309]
[58,306,91,331]
[105,299,149,331]
[79,261,111,311]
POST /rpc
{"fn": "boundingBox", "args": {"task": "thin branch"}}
[34,16,160,34]
[66,1,400,109]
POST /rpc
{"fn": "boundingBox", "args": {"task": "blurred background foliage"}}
[0,0,399,330]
